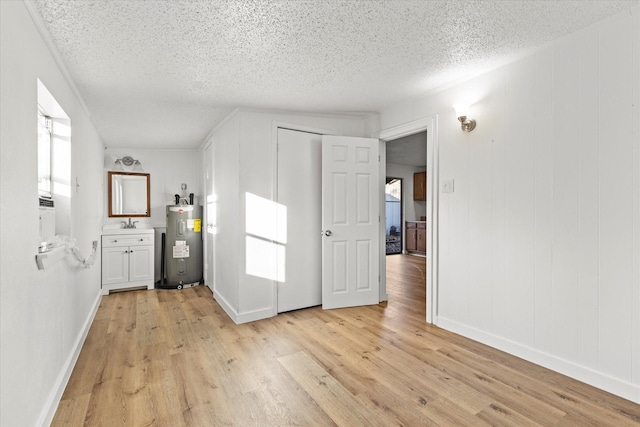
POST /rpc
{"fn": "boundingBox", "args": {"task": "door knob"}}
[322,230,333,237]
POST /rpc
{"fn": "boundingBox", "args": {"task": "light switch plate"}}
[442,179,454,193]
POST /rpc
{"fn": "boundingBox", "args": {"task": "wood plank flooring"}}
[53,255,640,426]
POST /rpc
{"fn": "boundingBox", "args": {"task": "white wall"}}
[103,148,202,227]
[379,7,640,403]
[104,148,202,281]
[0,2,105,425]
[210,112,241,315]
[207,109,369,323]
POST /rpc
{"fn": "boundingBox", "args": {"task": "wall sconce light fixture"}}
[453,104,476,132]
[113,156,143,172]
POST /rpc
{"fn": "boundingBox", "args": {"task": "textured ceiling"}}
[33,0,638,149]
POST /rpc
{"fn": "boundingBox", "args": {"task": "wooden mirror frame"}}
[108,171,151,217]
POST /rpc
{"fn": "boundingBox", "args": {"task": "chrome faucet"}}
[121,218,139,229]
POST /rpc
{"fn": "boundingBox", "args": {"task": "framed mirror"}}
[108,171,150,217]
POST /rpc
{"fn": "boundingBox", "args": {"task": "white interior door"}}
[277,128,323,312]
[322,135,380,309]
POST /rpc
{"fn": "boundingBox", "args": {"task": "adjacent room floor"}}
[52,255,640,426]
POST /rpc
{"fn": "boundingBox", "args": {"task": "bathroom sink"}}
[102,223,154,234]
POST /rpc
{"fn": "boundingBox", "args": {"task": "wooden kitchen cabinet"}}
[406,222,417,251]
[413,171,426,201]
[417,225,426,253]
[405,221,426,255]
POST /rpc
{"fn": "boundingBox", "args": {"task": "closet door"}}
[276,128,322,313]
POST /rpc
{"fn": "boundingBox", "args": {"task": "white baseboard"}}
[37,290,102,426]
[213,289,273,324]
[236,307,274,324]
[213,289,239,324]
[436,316,640,404]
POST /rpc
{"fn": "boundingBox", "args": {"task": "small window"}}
[37,79,71,238]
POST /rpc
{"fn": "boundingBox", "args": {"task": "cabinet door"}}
[417,229,426,253]
[102,246,129,285]
[406,226,417,251]
[413,172,426,201]
[129,245,154,282]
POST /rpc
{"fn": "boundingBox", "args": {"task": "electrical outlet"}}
[442,179,454,193]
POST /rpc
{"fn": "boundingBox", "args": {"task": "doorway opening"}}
[385,178,402,255]
[384,130,428,317]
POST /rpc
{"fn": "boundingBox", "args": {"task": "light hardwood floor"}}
[53,255,640,426]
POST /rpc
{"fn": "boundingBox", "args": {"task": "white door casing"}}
[322,135,380,309]
[379,115,438,324]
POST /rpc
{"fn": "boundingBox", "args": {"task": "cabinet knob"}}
[139,238,144,241]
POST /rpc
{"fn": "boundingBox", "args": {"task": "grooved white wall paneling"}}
[378,6,640,403]
[0,2,105,426]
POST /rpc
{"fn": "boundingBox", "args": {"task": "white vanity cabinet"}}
[101,231,154,295]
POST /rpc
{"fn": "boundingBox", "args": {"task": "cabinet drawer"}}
[102,234,153,247]
[417,222,426,229]
[406,222,417,229]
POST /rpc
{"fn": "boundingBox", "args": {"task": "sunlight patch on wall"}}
[206,194,217,234]
[245,192,287,282]
[245,236,285,282]
[245,192,287,244]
